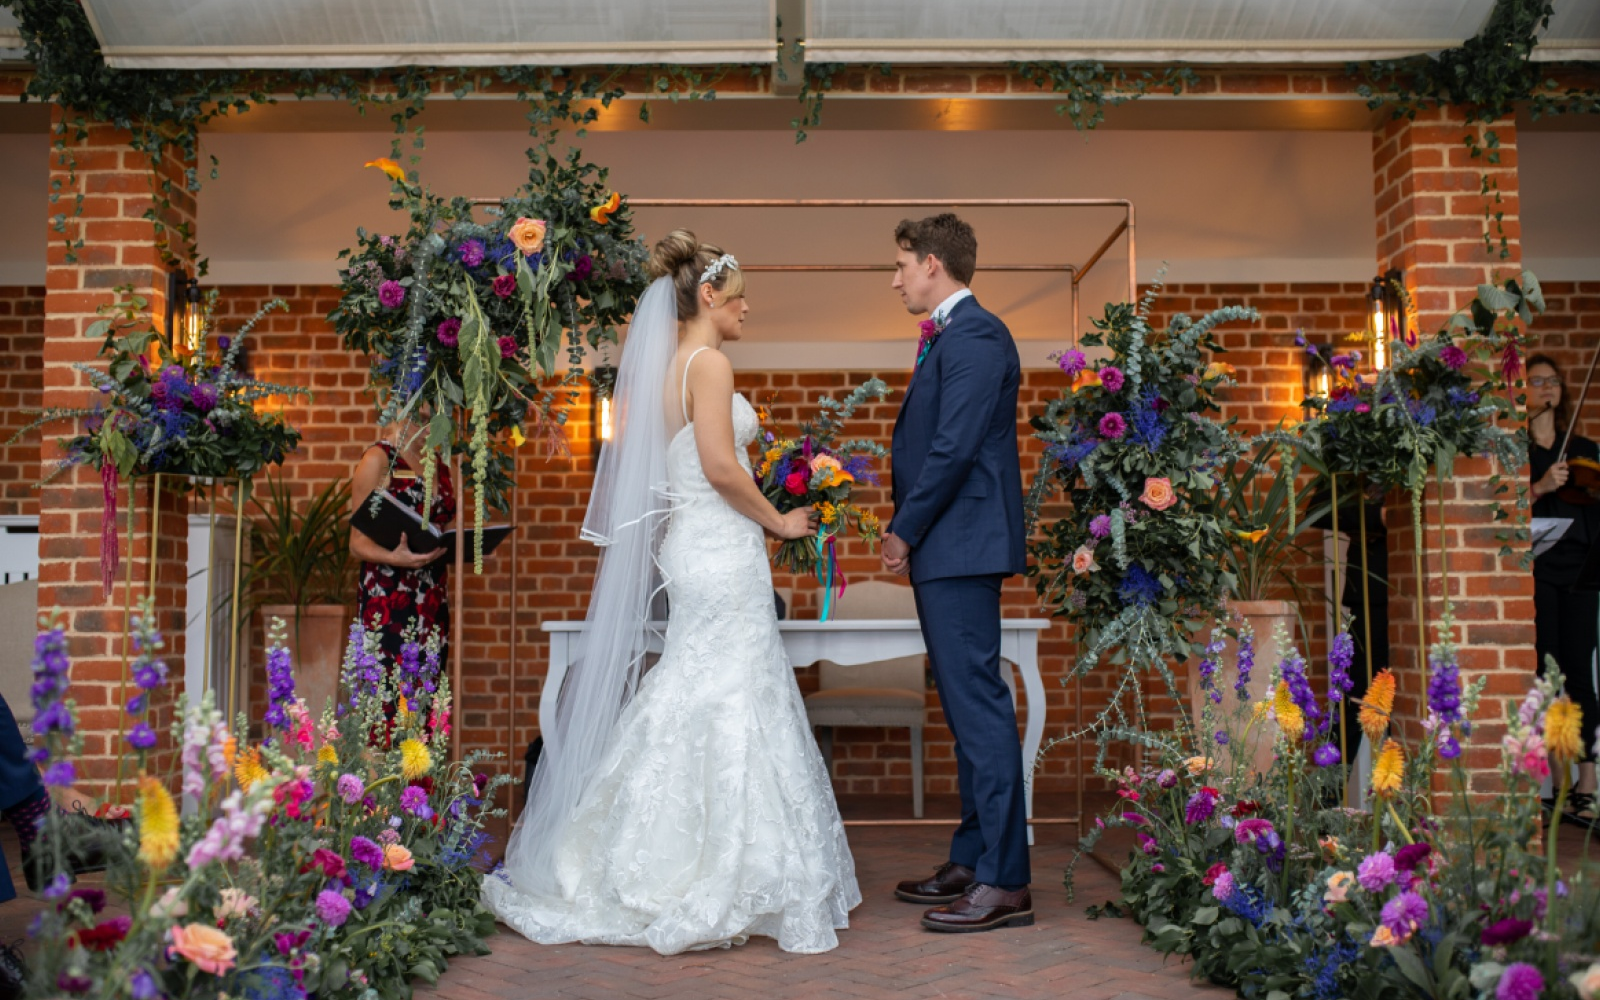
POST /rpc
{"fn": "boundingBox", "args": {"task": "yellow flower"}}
[1359,669,1396,741]
[400,738,433,780]
[233,745,269,791]
[1252,699,1270,722]
[1071,369,1102,392]
[397,695,413,726]
[1548,696,1585,763]
[1204,361,1237,381]
[364,158,406,183]
[1273,681,1305,741]
[509,425,526,448]
[818,502,838,526]
[138,776,180,870]
[317,744,339,768]
[1371,738,1404,796]
[589,191,621,225]
[1235,528,1268,544]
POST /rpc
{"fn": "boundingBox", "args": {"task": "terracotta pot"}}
[259,604,351,718]
[1190,599,1297,776]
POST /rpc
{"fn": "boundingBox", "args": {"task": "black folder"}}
[351,490,514,563]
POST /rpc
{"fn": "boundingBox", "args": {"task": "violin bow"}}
[1558,346,1600,463]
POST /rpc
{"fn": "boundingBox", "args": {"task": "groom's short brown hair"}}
[895,213,977,285]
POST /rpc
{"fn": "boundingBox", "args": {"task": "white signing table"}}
[540,619,1050,827]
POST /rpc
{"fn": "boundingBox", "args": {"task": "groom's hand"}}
[881,532,910,577]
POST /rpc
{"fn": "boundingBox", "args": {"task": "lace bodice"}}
[667,392,760,501]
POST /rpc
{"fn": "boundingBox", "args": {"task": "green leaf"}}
[1476,282,1516,312]
[1191,905,1219,926]
[1389,946,1435,993]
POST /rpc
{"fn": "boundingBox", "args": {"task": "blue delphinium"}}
[1117,564,1162,607]
[1130,387,1168,452]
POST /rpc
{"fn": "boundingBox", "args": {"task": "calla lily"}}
[364,158,407,184]
[590,191,622,224]
[1070,369,1102,392]
[1235,528,1268,543]
[509,426,526,448]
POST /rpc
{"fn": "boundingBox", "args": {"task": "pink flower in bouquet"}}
[1137,832,1159,856]
[170,923,237,975]
[1057,349,1087,377]
[1202,862,1228,886]
[1440,345,1468,370]
[437,318,461,347]
[784,471,808,495]
[383,843,415,871]
[1211,870,1236,902]
[1071,544,1099,575]
[1504,731,1550,779]
[492,273,517,299]
[498,336,518,360]
[1099,366,1125,392]
[1139,477,1177,511]
[378,280,406,309]
[316,889,352,927]
[1098,412,1126,440]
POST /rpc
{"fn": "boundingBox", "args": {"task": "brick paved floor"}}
[415,822,1234,1000]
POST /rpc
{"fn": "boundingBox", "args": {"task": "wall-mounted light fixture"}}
[165,269,203,354]
[1301,341,1336,410]
[1367,268,1406,372]
[591,365,617,468]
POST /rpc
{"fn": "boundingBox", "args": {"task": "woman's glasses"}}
[1528,376,1562,388]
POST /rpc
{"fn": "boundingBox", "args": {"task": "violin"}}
[1557,456,1600,506]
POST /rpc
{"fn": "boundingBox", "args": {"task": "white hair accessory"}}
[698,253,738,286]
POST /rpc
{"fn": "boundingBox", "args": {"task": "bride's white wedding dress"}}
[483,373,860,955]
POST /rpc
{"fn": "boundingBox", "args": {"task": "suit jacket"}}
[889,295,1027,584]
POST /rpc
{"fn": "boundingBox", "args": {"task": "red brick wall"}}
[1528,281,1600,440]
[0,286,44,519]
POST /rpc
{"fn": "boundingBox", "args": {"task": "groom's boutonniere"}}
[915,314,947,370]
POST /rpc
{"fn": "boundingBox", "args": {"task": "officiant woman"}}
[1527,354,1600,819]
[350,422,455,689]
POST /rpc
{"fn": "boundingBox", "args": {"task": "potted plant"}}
[241,473,354,720]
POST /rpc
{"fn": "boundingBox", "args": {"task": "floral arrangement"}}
[1298,273,1535,500]
[754,380,890,616]
[26,607,507,1000]
[11,292,307,597]
[330,147,651,571]
[1027,294,1251,664]
[1081,593,1600,1000]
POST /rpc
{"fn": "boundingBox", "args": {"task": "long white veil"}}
[499,277,681,896]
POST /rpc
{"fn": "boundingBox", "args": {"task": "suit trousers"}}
[912,574,1030,889]
[0,692,43,902]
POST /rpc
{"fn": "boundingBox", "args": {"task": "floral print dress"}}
[357,442,455,678]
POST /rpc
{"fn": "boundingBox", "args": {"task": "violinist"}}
[1528,354,1600,822]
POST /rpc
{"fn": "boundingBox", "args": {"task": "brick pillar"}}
[1373,108,1535,793]
[39,109,195,798]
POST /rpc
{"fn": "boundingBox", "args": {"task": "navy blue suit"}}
[890,295,1029,889]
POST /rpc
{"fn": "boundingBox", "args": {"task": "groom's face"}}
[891,246,939,316]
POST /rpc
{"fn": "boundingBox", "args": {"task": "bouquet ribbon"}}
[815,530,847,622]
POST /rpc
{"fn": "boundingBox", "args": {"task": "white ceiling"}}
[64,0,1600,69]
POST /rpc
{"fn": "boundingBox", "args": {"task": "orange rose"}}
[508,217,547,256]
[383,843,414,871]
[170,923,237,975]
[1139,477,1176,511]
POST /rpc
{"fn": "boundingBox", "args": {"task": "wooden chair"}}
[803,580,926,817]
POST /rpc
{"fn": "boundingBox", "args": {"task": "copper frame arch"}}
[477,197,1135,832]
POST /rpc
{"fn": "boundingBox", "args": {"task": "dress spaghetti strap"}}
[680,346,710,425]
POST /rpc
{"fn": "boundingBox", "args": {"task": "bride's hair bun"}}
[646,228,743,318]
[646,230,701,280]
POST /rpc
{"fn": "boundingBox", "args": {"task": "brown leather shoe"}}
[921,884,1034,932]
[894,862,976,904]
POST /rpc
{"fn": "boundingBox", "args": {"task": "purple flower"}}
[1089,514,1112,539]
[1496,964,1543,1000]
[1211,870,1236,902]
[42,761,75,788]
[1313,744,1341,768]
[315,889,352,927]
[350,836,384,870]
[1186,787,1218,824]
[492,273,517,299]
[1156,769,1178,788]
[1058,349,1087,377]
[456,240,485,268]
[567,254,594,282]
[378,280,406,309]
[400,785,431,817]
[1121,811,1147,826]
[1279,648,1323,735]
[1440,345,1468,370]
[1099,366,1125,392]
[1328,631,1355,704]
[1380,890,1428,936]
[263,641,295,730]
[1428,647,1464,727]
[1357,851,1396,891]
[129,969,159,1000]
[1137,832,1159,856]
[1394,842,1432,871]
[337,774,365,805]
[125,723,157,750]
[1235,630,1255,701]
[1234,818,1276,846]
[191,383,219,413]
[1098,412,1127,440]
[217,336,231,351]
[436,318,461,347]
[1215,731,1229,746]
[57,972,95,994]
[1480,918,1533,946]
[498,336,518,360]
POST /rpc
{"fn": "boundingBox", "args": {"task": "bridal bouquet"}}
[754,379,890,616]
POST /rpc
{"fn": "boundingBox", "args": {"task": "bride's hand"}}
[775,507,819,540]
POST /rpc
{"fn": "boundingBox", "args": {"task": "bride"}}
[484,231,861,955]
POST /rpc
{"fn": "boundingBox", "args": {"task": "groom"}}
[882,214,1031,932]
